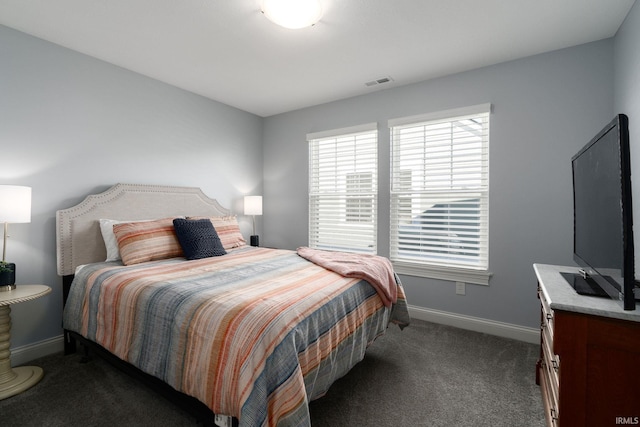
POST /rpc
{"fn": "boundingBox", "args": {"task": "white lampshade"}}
[244,196,263,216]
[261,0,323,29]
[0,185,31,223]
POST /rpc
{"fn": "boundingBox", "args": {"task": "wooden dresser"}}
[534,264,640,427]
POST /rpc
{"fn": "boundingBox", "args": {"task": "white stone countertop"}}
[533,263,640,323]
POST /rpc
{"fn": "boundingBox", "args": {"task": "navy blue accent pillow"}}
[173,218,227,260]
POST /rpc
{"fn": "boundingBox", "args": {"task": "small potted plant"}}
[0,261,16,287]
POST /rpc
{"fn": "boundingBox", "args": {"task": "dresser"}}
[534,264,640,427]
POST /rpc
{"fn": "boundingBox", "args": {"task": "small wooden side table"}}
[0,284,52,400]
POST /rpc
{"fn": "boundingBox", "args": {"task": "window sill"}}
[392,261,492,285]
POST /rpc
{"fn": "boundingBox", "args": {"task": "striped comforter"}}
[63,246,410,427]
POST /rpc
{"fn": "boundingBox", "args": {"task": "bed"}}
[57,183,410,427]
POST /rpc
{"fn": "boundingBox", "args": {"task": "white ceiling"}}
[0,0,635,117]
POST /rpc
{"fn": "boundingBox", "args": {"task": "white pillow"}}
[99,219,135,262]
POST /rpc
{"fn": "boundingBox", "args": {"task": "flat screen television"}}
[562,114,637,310]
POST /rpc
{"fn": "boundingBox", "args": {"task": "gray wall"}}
[615,1,640,275]
[4,3,639,352]
[263,40,615,329]
[0,25,263,348]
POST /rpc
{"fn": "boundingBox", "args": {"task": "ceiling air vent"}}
[365,76,394,87]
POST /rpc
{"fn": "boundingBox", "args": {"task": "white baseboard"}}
[408,305,540,344]
[10,335,64,367]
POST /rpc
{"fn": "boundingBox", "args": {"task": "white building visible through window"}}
[389,104,491,284]
[307,123,378,254]
[346,172,373,223]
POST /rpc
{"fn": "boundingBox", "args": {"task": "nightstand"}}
[0,284,51,400]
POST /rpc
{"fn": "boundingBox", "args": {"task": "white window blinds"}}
[307,124,378,253]
[389,105,490,273]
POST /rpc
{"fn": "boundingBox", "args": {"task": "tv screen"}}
[569,114,635,310]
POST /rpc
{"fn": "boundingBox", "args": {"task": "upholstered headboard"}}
[56,183,231,276]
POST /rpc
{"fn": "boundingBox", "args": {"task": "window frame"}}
[388,104,492,285]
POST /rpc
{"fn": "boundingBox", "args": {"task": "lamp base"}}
[250,235,259,247]
[0,263,16,291]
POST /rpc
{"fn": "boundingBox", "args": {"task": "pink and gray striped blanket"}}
[63,246,409,427]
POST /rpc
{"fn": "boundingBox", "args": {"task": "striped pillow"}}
[113,217,183,265]
[188,215,246,250]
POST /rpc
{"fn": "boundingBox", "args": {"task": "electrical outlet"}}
[456,281,466,295]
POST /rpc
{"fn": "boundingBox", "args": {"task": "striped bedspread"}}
[63,247,410,427]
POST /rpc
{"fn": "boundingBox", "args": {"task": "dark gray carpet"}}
[0,320,545,426]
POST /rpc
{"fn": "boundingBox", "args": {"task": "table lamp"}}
[0,185,32,291]
[244,196,262,247]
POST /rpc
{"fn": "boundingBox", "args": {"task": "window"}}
[389,104,491,284]
[307,123,377,253]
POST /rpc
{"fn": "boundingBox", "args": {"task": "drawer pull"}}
[551,359,559,372]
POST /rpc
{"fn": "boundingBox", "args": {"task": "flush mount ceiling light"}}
[261,0,323,29]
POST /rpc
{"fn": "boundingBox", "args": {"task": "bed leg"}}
[79,344,90,363]
[63,329,77,355]
[62,275,77,356]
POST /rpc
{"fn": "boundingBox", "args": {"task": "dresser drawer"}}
[539,287,554,340]
[538,284,559,427]
[541,329,559,411]
[539,368,559,427]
